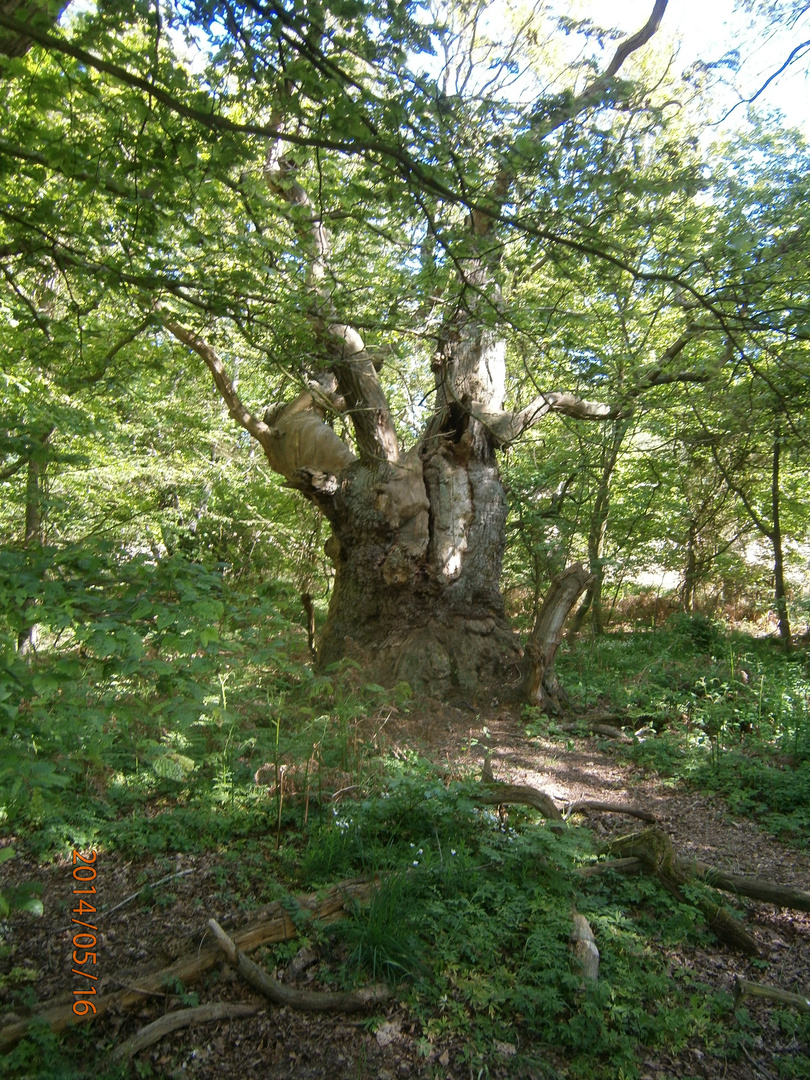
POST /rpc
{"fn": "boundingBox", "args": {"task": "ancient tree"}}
[160,2,679,704]
[1,0,713,702]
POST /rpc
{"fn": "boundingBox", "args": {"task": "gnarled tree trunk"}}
[161,3,674,707]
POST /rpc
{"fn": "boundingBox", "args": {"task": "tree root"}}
[474,782,563,820]
[114,1003,261,1061]
[208,919,390,1012]
[602,829,761,955]
[0,877,374,1053]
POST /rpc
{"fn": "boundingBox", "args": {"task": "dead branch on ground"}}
[734,977,810,1014]
[564,801,657,823]
[581,852,810,912]
[114,1003,261,1061]
[0,878,374,1053]
[604,829,760,955]
[208,919,390,1012]
[474,782,563,820]
[558,720,632,742]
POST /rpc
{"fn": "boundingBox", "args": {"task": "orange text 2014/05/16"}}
[71,850,98,1016]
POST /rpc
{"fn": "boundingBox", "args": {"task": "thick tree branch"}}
[0,0,66,59]
[160,316,274,447]
[161,314,356,490]
[0,455,26,481]
[264,146,400,464]
[468,392,622,447]
[472,325,711,447]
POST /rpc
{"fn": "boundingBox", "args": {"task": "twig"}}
[55,869,194,933]
[208,919,390,1012]
[104,869,194,917]
[114,1003,261,1060]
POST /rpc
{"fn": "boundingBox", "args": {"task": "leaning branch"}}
[160,316,274,449]
[161,314,356,489]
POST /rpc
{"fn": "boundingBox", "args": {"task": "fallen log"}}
[114,1002,261,1061]
[208,919,390,1012]
[0,877,374,1053]
[558,720,632,742]
[582,852,810,914]
[678,860,810,913]
[734,977,810,1014]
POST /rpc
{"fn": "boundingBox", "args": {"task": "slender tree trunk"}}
[17,435,48,655]
[771,426,791,650]
[570,420,626,637]
[681,517,698,613]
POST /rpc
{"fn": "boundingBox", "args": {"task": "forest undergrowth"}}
[1,551,809,1080]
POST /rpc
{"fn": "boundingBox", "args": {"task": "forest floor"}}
[2,701,809,1080]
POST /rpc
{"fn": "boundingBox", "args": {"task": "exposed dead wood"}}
[0,878,373,1053]
[565,801,657,823]
[516,564,594,709]
[558,721,632,742]
[604,829,760,956]
[474,782,563,821]
[208,919,390,1013]
[569,913,599,983]
[114,1003,261,1061]
[734,977,810,1014]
